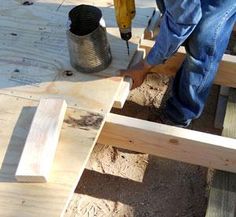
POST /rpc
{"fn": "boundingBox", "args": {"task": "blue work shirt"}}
[147,0,202,65]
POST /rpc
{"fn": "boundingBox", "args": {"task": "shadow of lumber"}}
[0,106,36,182]
[76,155,208,217]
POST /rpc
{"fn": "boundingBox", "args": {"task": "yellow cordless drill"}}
[113,0,136,55]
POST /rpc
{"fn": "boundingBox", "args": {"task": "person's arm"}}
[121,0,202,89]
[147,0,202,65]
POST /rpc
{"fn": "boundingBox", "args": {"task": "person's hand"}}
[120,60,153,89]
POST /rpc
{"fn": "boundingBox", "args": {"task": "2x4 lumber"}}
[206,90,236,217]
[141,39,236,88]
[98,113,236,173]
[15,98,67,183]
[113,77,133,109]
[113,49,145,109]
[214,87,230,129]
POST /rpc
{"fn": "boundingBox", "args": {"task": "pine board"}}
[15,98,67,183]
[206,89,236,217]
[99,113,236,173]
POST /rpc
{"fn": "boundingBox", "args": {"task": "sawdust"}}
[128,74,169,108]
[64,73,220,217]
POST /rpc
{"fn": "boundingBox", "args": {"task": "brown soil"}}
[65,73,221,217]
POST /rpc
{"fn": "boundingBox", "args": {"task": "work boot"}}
[149,109,191,128]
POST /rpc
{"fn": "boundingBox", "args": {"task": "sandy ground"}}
[64,72,221,217]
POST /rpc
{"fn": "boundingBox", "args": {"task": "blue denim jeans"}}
[152,0,236,126]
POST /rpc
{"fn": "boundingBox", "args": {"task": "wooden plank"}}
[0,94,104,217]
[113,77,133,109]
[206,90,236,217]
[113,49,145,108]
[98,113,236,173]
[141,39,236,88]
[0,1,154,112]
[15,98,67,183]
[222,90,236,138]
[214,94,228,129]
[214,87,230,129]
[206,171,236,217]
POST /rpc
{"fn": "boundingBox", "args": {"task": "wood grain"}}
[206,171,236,217]
[15,98,67,183]
[0,0,154,216]
[206,89,236,217]
[113,77,133,109]
[0,1,154,112]
[0,94,104,216]
[113,48,146,108]
[98,113,236,173]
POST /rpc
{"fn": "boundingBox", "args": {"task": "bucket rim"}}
[68,4,103,36]
[66,24,105,38]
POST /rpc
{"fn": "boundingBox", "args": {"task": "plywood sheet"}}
[0,1,154,110]
[0,94,104,216]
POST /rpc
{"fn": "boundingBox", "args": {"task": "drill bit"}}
[126,40,130,55]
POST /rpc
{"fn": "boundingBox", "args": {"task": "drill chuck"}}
[120,31,132,41]
[119,26,132,41]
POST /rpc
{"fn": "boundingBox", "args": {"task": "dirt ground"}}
[64,72,221,217]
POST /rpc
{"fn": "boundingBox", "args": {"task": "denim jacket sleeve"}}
[147,0,202,65]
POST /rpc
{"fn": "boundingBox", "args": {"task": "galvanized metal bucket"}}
[67,5,112,73]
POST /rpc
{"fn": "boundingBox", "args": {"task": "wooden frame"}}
[141,39,236,88]
[0,1,155,216]
[113,38,236,109]
[98,113,236,173]
[1,1,235,215]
